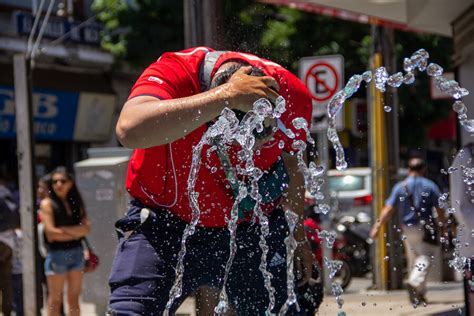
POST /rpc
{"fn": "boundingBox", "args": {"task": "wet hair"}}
[210,62,265,89]
[210,63,273,139]
[48,166,86,219]
[407,158,426,172]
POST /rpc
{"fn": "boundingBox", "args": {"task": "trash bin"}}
[74,147,132,315]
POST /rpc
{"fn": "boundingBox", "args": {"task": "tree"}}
[92,0,184,66]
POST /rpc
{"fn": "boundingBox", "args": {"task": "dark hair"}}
[210,63,273,139]
[210,62,265,89]
[39,173,51,185]
[408,158,426,172]
[48,166,86,220]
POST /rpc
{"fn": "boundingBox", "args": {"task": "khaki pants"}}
[403,225,438,295]
[0,241,13,316]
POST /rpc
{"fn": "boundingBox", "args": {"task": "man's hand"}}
[369,222,380,240]
[222,66,280,113]
[295,240,314,286]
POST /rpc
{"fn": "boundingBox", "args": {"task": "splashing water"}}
[290,125,325,199]
[278,210,301,315]
[166,95,310,314]
[449,238,468,272]
[164,109,240,315]
[331,282,345,309]
[253,203,277,314]
[324,257,343,279]
[318,230,337,248]
[326,48,471,171]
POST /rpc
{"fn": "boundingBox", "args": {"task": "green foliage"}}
[92,0,183,66]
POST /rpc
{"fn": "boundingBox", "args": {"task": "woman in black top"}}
[40,167,91,316]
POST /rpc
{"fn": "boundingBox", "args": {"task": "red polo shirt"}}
[125,47,312,227]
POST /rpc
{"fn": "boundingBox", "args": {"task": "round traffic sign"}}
[304,62,340,103]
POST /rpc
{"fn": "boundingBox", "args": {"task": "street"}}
[64,277,464,316]
[317,277,465,316]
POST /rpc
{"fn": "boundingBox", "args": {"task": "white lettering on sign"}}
[0,89,59,119]
[34,121,57,135]
[33,94,58,118]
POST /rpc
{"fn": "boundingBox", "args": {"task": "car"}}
[305,167,408,219]
[327,167,373,218]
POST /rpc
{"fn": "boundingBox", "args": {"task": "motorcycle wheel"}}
[334,260,352,289]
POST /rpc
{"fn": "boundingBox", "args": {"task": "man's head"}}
[210,61,264,90]
[407,158,426,174]
[210,61,276,141]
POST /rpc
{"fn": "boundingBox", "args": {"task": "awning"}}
[261,0,474,37]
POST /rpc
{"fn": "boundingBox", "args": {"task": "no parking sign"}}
[299,55,344,132]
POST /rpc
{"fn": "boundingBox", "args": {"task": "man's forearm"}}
[375,205,395,228]
[116,88,229,149]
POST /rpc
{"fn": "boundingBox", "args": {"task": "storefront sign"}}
[0,86,115,141]
[15,11,101,46]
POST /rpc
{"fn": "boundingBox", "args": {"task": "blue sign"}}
[15,11,101,46]
[0,86,79,141]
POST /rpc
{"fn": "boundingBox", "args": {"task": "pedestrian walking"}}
[449,142,474,315]
[40,166,91,316]
[370,158,447,306]
[108,46,315,315]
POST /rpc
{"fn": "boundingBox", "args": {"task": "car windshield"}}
[329,175,365,192]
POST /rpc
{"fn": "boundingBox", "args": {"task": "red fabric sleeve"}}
[127,54,196,101]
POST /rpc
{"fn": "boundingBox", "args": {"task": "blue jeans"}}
[108,202,305,315]
[44,246,85,275]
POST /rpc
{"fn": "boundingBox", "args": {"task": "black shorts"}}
[108,201,305,315]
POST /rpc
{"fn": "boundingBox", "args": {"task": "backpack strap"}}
[199,51,227,92]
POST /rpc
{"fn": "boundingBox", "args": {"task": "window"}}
[328,175,365,192]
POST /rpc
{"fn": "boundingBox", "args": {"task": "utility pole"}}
[13,53,40,315]
[369,25,405,291]
[380,27,404,290]
[369,25,389,291]
[315,130,332,293]
[183,0,223,48]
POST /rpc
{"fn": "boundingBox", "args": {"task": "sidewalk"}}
[43,278,463,316]
[317,278,465,316]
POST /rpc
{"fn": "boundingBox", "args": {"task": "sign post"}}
[299,55,344,292]
[14,53,40,315]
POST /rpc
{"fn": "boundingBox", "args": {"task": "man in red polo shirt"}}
[108,47,315,315]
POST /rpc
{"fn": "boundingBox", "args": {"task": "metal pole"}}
[316,130,332,293]
[13,53,40,315]
[381,27,404,290]
[369,51,389,291]
[183,0,198,47]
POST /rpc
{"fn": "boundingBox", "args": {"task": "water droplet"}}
[387,72,404,88]
[403,72,415,85]
[384,105,392,112]
[427,63,443,76]
[362,71,372,82]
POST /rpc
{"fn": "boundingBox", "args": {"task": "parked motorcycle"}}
[334,213,372,279]
[304,196,372,289]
